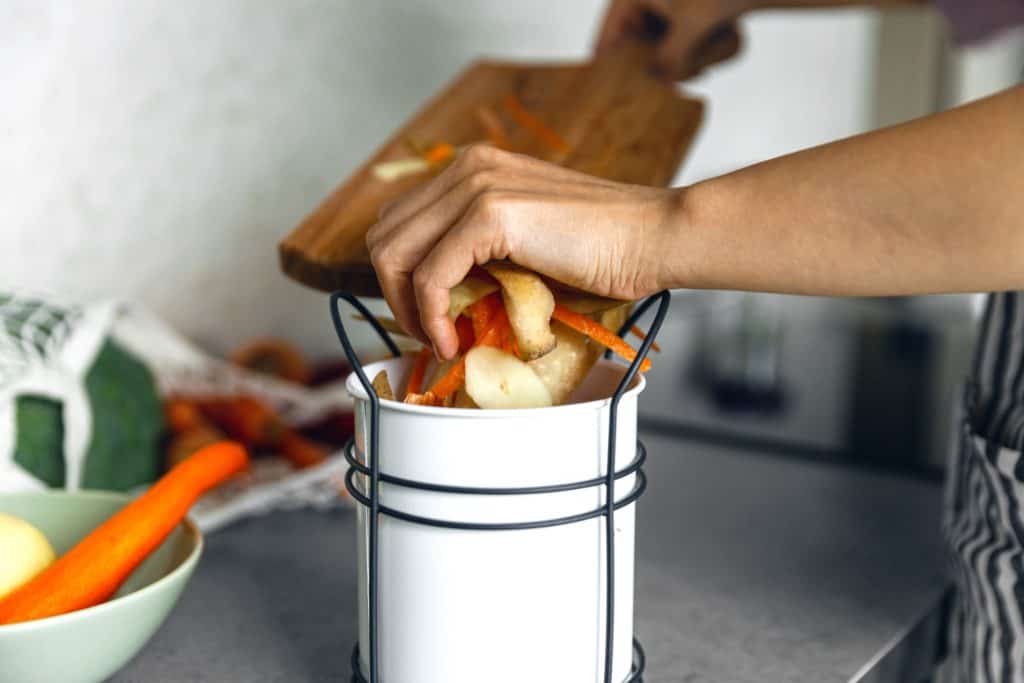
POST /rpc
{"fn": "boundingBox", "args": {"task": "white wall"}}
[1,0,879,357]
[679,8,878,183]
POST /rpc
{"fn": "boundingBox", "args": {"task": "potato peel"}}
[528,322,595,405]
[484,262,557,361]
[448,277,499,320]
[372,370,396,401]
[465,346,553,409]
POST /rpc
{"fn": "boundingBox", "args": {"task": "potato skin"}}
[484,262,557,361]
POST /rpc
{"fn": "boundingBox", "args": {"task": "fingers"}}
[369,146,627,355]
[369,147,557,347]
[376,144,502,232]
[413,195,518,358]
[369,146,500,339]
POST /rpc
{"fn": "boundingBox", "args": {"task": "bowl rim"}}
[0,489,203,634]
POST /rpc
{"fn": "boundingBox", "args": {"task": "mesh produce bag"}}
[0,291,352,531]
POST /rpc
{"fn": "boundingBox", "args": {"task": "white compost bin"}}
[345,356,647,683]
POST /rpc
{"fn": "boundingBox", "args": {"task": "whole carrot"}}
[164,398,205,434]
[197,396,284,447]
[278,430,328,469]
[0,441,248,626]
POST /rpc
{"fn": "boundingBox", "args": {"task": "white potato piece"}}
[484,262,557,360]
[528,322,595,405]
[372,157,429,182]
[465,346,553,409]
[448,276,499,320]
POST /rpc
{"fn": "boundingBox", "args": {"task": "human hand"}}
[367,145,683,359]
[595,0,747,80]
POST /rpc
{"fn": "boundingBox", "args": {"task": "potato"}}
[587,303,633,363]
[448,276,499,320]
[528,322,595,405]
[598,303,632,336]
[484,262,557,360]
[372,370,396,401]
[0,513,56,599]
[465,346,553,409]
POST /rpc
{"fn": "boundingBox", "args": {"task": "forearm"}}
[667,85,1024,296]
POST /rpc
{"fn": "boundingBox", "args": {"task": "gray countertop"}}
[113,431,950,683]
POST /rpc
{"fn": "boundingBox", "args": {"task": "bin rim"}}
[345,357,646,419]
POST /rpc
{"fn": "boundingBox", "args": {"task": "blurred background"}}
[3,0,1023,478]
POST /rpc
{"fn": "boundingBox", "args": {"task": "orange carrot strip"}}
[424,142,456,166]
[406,347,432,398]
[475,106,511,149]
[455,316,475,354]
[430,307,512,399]
[0,442,248,626]
[476,306,513,350]
[630,325,661,353]
[502,94,570,154]
[404,391,444,407]
[467,292,502,339]
[551,304,652,372]
[428,361,466,400]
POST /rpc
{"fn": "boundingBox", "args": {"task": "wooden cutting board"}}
[279,43,704,296]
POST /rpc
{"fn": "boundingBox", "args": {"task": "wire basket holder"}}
[330,291,672,683]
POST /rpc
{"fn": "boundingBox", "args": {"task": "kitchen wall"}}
[2,0,882,357]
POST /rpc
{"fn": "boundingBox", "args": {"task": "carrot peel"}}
[404,391,444,407]
[551,304,653,372]
[454,316,475,353]
[502,94,570,154]
[630,325,661,353]
[429,306,514,400]
[406,347,432,398]
[0,442,249,625]
[475,106,511,150]
[424,142,456,166]
[428,361,466,400]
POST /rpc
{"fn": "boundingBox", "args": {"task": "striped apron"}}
[945,292,1024,681]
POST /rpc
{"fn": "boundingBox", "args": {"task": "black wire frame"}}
[329,291,671,683]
